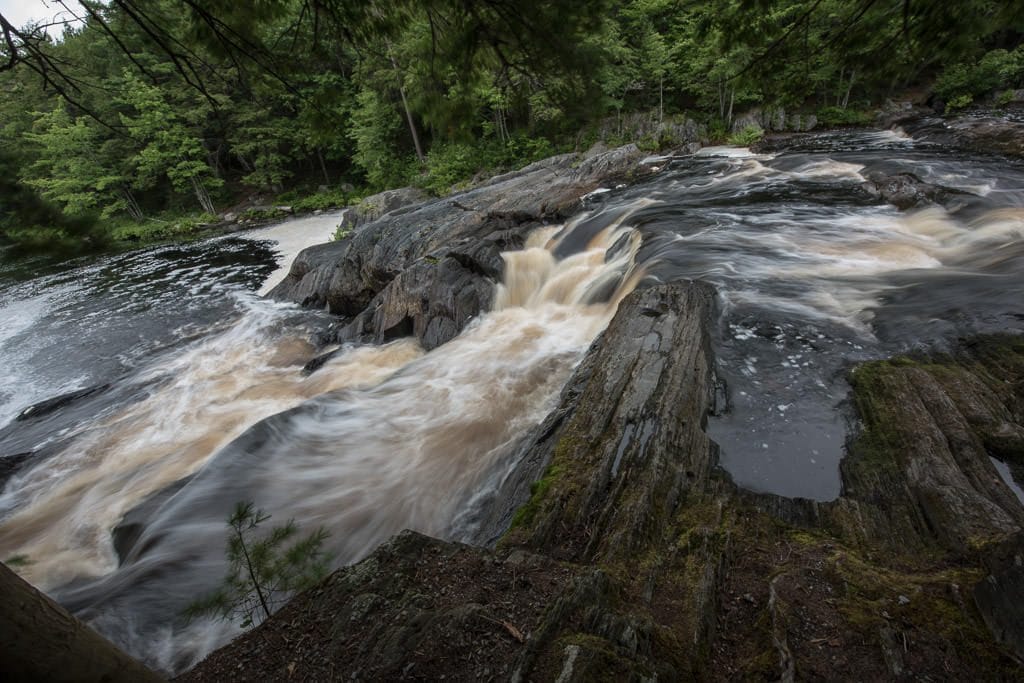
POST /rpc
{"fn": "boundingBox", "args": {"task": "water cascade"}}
[0,130,1023,672]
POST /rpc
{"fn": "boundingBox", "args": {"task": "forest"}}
[1,0,1023,249]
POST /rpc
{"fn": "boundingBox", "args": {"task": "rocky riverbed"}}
[179,113,1024,681]
[3,108,1024,681]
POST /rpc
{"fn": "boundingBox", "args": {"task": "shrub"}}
[935,47,1024,102]
[726,125,764,146]
[185,502,331,629]
[947,94,974,111]
[817,106,874,127]
[996,89,1016,107]
[290,188,350,213]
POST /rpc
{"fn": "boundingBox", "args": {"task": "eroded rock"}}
[269,145,645,350]
[181,304,1024,680]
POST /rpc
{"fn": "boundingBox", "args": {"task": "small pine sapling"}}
[185,501,331,628]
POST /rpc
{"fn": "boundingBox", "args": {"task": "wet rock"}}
[265,239,349,309]
[16,384,110,422]
[0,451,33,488]
[180,306,1024,681]
[270,145,645,349]
[836,336,1024,555]
[859,170,965,210]
[111,476,193,564]
[898,114,1024,158]
[505,282,718,562]
[975,534,1024,659]
[334,187,430,235]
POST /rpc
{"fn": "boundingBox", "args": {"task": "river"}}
[1,129,1023,673]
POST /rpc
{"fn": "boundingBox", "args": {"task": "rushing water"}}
[0,130,1022,673]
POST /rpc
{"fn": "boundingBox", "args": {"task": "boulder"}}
[859,170,965,210]
[269,145,646,350]
[334,186,430,235]
[15,384,110,422]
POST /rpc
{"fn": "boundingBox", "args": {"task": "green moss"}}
[827,549,1012,672]
[508,462,566,530]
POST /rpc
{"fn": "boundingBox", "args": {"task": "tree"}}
[118,71,222,214]
[185,502,331,629]
[23,103,142,220]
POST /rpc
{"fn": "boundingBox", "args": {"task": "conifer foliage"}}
[185,501,331,629]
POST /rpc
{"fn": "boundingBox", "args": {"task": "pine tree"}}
[185,502,331,629]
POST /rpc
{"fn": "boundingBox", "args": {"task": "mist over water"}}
[0,130,1022,672]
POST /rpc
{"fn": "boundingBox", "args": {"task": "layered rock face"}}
[181,277,1024,680]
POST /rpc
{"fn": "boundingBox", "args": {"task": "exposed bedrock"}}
[181,281,1024,680]
[268,145,648,351]
[858,170,968,210]
[891,112,1024,159]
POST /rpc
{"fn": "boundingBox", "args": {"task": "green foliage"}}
[107,212,216,243]
[349,88,418,190]
[420,142,479,195]
[0,0,1022,253]
[4,554,32,568]
[726,125,764,146]
[706,119,729,143]
[419,135,556,196]
[817,106,874,127]
[290,189,351,213]
[22,104,130,219]
[947,94,974,112]
[185,502,331,629]
[934,47,1024,102]
[333,223,353,242]
[996,89,1016,107]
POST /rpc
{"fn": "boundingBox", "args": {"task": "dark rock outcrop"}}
[15,384,110,422]
[859,170,966,210]
[0,451,32,488]
[335,187,430,235]
[1,562,165,682]
[269,145,646,351]
[897,114,1024,159]
[732,107,818,134]
[266,239,348,310]
[181,286,1024,680]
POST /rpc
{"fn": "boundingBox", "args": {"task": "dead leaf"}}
[502,620,525,643]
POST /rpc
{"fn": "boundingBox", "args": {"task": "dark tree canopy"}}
[1,0,1021,247]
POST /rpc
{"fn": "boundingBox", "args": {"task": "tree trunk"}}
[0,562,165,682]
[122,188,143,221]
[837,66,845,107]
[659,74,664,124]
[317,148,330,186]
[191,176,216,215]
[389,51,425,164]
[397,84,425,163]
[237,152,254,173]
[718,80,726,120]
[726,88,735,127]
[842,69,856,109]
